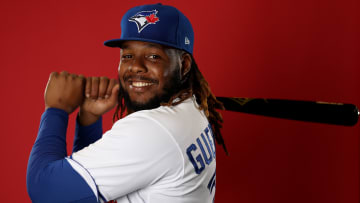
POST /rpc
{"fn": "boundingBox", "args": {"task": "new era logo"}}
[185,36,190,45]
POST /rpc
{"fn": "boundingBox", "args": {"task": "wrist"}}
[45,105,73,114]
[78,109,100,126]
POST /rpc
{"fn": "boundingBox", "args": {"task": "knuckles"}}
[49,71,85,84]
[45,71,117,114]
[48,71,114,97]
[100,76,109,82]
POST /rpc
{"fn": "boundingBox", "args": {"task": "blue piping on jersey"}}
[67,156,108,202]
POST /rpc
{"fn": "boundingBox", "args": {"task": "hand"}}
[79,77,119,126]
[44,71,85,114]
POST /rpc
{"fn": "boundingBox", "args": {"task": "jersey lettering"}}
[207,170,216,194]
[198,134,212,165]
[186,143,205,174]
[186,125,216,174]
[205,124,216,158]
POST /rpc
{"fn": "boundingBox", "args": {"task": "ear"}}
[180,52,192,79]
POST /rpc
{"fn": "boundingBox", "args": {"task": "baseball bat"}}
[216,97,359,126]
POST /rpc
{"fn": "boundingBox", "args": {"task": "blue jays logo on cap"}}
[129,10,160,33]
[104,3,194,54]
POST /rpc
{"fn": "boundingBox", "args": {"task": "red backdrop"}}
[0,0,359,202]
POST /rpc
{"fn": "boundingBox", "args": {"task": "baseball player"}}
[27,3,227,203]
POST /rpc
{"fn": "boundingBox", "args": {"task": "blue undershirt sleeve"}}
[26,108,98,203]
[73,115,103,153]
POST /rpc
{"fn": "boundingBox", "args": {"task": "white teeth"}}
[132,82,153,87]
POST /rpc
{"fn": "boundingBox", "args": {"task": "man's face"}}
[118,41,183,111]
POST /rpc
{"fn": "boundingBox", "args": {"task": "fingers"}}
[108,83,120,104]
[90,77,99,99]
[49,71,59,78]
[98,77,109,99]
[44,71,86,114]
[48,71,83,83]
[60,71,69,76]
[85,76,117,100]
[53,71,84,82]
[105,79,118,99]
[85,77,92,98]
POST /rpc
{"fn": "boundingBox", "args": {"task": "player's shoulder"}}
[91,103,188,162]
[116,97,199,122]
[126,96,206,129]
[109,96,208,151]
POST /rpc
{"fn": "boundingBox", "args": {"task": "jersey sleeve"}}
[71,112,184,201]
[73,115,103,153]
[26,108,99,203]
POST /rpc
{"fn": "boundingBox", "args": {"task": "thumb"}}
[109,84,120,105]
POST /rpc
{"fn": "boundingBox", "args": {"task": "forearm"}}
[73,114,103,152]
[27,72,116,202]
[27,108,98,203]
[28,108,68,168]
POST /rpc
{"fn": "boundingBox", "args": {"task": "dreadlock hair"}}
[113,53,228,155]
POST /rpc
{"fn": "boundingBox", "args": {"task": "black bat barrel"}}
[216,97,359,126]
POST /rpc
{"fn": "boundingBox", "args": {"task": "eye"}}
[121,54,133,60]
[147,54,161,60]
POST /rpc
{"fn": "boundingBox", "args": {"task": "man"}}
[27,3,227,203]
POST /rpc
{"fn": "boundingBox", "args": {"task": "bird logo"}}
[128,10,160,33]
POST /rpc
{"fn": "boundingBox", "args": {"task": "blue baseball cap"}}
[104,3,194,54]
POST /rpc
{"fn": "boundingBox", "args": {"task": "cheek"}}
[154,69,170,89]
[161,65,179,82]
[144,63,166,82]
[118,63,126,78]
[118,60,125,73]
[153,63,178,80]
[118,65,126,86]
[161,69,171,78]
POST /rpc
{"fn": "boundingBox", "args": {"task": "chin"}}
[127,97,162,112]
[120,73,182,112]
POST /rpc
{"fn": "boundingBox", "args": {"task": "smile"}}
[131,81,154,87]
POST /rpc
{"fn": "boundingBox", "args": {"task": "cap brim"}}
[104,39,124,47]
[104,38,185,52]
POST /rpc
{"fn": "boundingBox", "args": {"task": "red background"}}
[1,0,359,202]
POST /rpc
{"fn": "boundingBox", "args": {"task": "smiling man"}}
[27,3,227,203]
[117,41,187,113]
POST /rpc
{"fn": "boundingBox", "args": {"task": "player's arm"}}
[27,108,100,202]
[26,72,118,202]
[79,76,119,126]
[73,116,103,152]
[27,71,99,202]
[73,77,119,152]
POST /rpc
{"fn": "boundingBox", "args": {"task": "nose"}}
[129,57,147,74]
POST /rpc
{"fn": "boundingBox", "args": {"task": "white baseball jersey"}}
[69,97,217,202]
